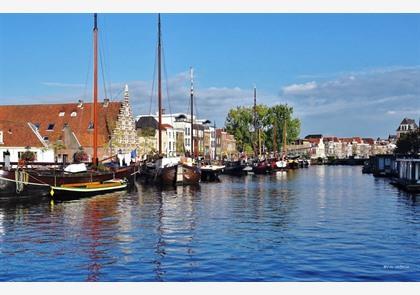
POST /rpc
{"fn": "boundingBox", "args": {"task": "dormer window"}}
[46,123,55,131]
[34,123,40,130]
[43,136,49,142]
[88,121,94,130]
[59,111,65,117]
[70,111,77,117]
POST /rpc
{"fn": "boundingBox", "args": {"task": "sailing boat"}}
[251,86,271,174]
[141,14,185,186]
[179,67,201,184]
[273,114,288,170]
[0,14,137,201]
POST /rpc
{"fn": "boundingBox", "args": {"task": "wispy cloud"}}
[109,71,275,127]
[5,66,420,138]
[42,82,84,88]
[283,81,317,94]
[282,66,420,137]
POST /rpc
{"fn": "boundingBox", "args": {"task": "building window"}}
[43,136,49,142]
[71,111,77,117]
[88,121,94,130]
[46,123,55,131]
[34,123,40,130]
[0,131,3,144]
[59,111,65,117]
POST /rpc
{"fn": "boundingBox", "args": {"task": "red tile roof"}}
[307,138,321,144]
[0,102,122,148]
[161,123,173,130]
[0,120,43,147]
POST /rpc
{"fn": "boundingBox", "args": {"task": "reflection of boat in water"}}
[50,179,127,201]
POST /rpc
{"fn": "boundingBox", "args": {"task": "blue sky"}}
[0,13,419,138]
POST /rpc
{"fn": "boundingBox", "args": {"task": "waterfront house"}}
[396,118,419,139]
[0,86,138,164]
[305,134,326,160]
[215,128,237,159]
[0,120,55,163]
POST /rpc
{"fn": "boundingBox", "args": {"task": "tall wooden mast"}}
[190,67,194,158]
[157,14,162,155]
[253,85,258,157]
[282,114,287,157]
[93,13,99,166]
[273,123,277,154]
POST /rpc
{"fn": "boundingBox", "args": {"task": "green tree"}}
[395,129,420,155]
[225,103,300,155]
[264,105,301,153]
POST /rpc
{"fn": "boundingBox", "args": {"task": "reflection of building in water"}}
[0,209,4,237]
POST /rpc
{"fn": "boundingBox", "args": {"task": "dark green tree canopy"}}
[395,129,420,155]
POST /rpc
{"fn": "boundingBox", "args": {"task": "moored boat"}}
[50,179,127,201]
[200,164,224,182]
[222,160,247,176]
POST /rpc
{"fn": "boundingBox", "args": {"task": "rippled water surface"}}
[0,166,419,281]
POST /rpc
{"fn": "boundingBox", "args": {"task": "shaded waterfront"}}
[0,166,419,281]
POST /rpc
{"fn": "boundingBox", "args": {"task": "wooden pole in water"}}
[93,13,98,167]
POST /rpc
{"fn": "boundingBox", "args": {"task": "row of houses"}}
[0,86,237,163]
[287,118,418,160]
[286,135,393,160]
[135,113,236,159]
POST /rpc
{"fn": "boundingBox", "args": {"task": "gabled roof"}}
[0,120,43,147]
[305,134,322,139]
[136,116,159,129]
[400,118,416,125]
[161,124,173,130]
[397,117,418,131]
[323,136,339,143]
[362,138,375,145]
[307,138,321,144]
[0,101,122,148]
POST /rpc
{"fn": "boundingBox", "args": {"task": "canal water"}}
[0,166,419,281]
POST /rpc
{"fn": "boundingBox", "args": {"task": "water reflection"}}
[0,166,419,281]
[80,194,121,281]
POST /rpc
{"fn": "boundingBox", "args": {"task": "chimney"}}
[77,99,84,108]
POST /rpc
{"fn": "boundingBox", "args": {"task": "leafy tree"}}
[395,129,420,155]
[225,103,300,155]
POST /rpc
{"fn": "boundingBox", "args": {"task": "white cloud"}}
[42,82,84,88]
[282,81,317,94]
[281,66,420,137]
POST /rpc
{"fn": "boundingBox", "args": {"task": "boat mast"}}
[190,67,194,158]
[253,85,258,157]
[93,13,99,167]
[273,123,277,155]
[157,14,162,155]
[282,114,287,158]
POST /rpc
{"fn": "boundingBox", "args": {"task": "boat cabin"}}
[396,158,420,184]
